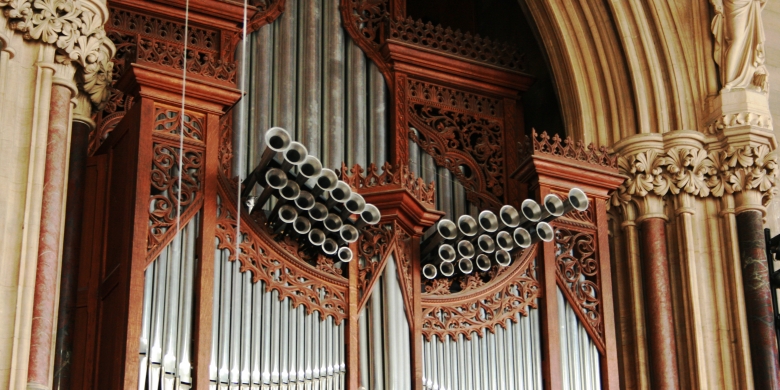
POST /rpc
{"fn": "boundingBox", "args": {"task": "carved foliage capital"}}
[1,0,115,110]
[611,144,778,208]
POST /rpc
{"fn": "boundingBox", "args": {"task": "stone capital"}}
[634,194,668,224]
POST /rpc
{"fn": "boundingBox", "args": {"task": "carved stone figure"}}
[711,0,769,93]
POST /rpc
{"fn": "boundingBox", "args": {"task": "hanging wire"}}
[235,0,250,262]
[176,0,191,248]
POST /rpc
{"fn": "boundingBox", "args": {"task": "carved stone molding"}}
[611,143,778,208]
[1,0,116,109]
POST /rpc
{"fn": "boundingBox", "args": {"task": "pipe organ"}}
[71,0,625,389]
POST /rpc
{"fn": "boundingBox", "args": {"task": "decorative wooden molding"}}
[420,247,540,341]
[356,222,396,311]
[214,189,349,324]
[519,129,618,170]
[338,162,435,207]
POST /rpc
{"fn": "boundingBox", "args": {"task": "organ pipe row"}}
[139,214,200,390]
[558,287,602,390]
[422,285,543,390]
[241,127,381,263]
[421,188,589,279]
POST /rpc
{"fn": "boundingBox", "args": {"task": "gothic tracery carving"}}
[554,227,604,349]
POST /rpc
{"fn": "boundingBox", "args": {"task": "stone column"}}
[636,194,679,390]
[735,190,780,390]
[52,95,93,390]
[27,64,76,390]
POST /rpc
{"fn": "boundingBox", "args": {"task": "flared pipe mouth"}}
[339,224,359,243]
[530,222,554,243]
[265,127,291,152]
[280,181,301,200]
[293,216,312,234]
[513,227,532,248]
[345,193,366,214]
[330,181,352,203]
[279,205,297,224]
[564,188,589,213]
[308,203,328,221]
[359,204,381,226]
[475,254,491,272]
[322,238,338,255]
[324,213,343,232]
[457,240,475,258]
[477,234,496,254]
[308,229,326,246]
[294,191,315,210]
[478,210,499,233]
[420,219,457,255]
[495,249,512,267]
[458,258,474,274]
[438,244,457,262]
[439,262,455,277]
[520,199,542,224]
[337,247,353,262]
[299,156,323,178]
[316,169,339,192]
[265,168,288,189]
[457,215,479,237]
[422,264,438,279]
[496,231,514,251]
[540,194,565,220]
[283,142,308,165]
[499,205,521,228]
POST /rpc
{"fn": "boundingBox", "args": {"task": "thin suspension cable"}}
[176,0,191,246]
[235,0,250,262]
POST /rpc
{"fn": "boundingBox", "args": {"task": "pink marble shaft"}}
[28,84,72,387]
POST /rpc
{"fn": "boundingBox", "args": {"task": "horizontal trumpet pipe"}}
[422,264,438,279]
[458,257,474,274]
[353,203,381,230]
[420,219,458,256]
[538,194,565,222]
[279,142,308,173]
[529,222,554,243]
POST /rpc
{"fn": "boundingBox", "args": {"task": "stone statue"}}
[710,0,769,93]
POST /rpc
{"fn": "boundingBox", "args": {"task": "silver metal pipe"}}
[454,215,479,242]
[439,261,455,277]
[288,300,298,383]
[280,298,290,384]
[513,227,532,248]
[300,0,322,158]
[371,283,385,390]
[323,213,343,233]
[436,244,457,263]
[442,336,451,390]
[326,181,351,209]
[495,249,512,267]
[262,282,272,384]
[251,26,273,182]
[240,270,252,386]
[476,234,495,254]
[209,245,221,385]
[293,216,312,235]
[477,210,499,234]
[178,222,197,385]
[495,326,507,389]
[344,192,366,216]
[347,38,367,168]
[457,258,474,274]
[354,203,381,230]
[321,238,338,255]
[308,203,328,221]
[421,149,436,206]
[305,308,313,380]
[529,222,554,243]
[368,60,387,168]
[270,289,281,384]
[456,240,475,259]
[297,306,306,383]
[229,246,243,385]
[466,332,476,390]
[294,191,316,211]
[321,0,344,171]
[422,264,438,279]
[420,219,457,256]
[480,330,490,390]
[273,0,296,130]
[539,193,565,222]
[139,259,155,386]
[319,313,328,380]
[280,142,309,174]
[564,188,589,214]
[452,180,467,219]
[409,130,421,179]
[457,334,466,390]
[339,224,359,244]
[217,251,231,385]
[255,168,289,208]
[495,230,514,251]
[438,167,453,220]
[359,311,369,388]
[337,247,353,262]
[233,44,248,179]
[433,335,442,390]
[504,319,515,390]
[251,278,263,386]
[249,128,292,191]
[518,199,543,227]
[162,236,182,378]
[487,330,498,390]
[475,254,491,272]
[313,168,338,199]
[308,229,326,246]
